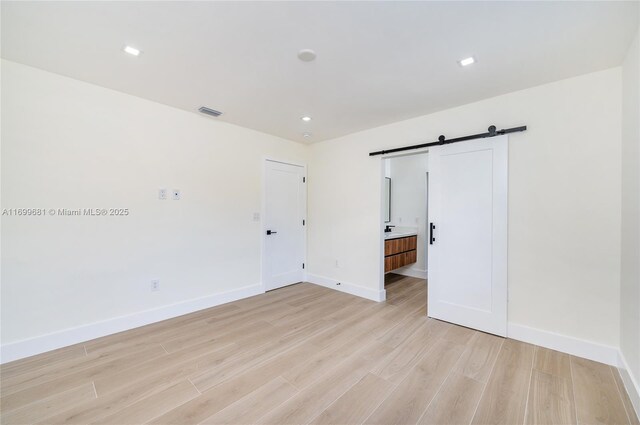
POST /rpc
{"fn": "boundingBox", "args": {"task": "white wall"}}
[388,154,428,276]
[620,28,640,414]
[0,57,630,371]
[0,60,307,360]
[308,68,622,356]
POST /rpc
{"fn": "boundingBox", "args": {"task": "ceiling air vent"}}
[198,106,222,117]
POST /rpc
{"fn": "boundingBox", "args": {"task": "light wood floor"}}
[1,274,638,425]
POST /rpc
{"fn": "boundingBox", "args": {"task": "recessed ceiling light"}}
[458,56,475,67]
[297,49,317,62]
[123,45,141,56]
[301,116,312,122]
[303,133,312,138]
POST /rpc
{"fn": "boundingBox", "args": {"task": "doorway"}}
[379,136,509,337]
[263,159,306,291]
[382,152,429,312]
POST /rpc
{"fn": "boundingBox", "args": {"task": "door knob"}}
[266,230,278,235]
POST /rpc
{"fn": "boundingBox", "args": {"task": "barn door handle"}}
[266,230,278,235]
[430,223,435,244]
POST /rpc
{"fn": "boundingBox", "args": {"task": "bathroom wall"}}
[387,154,429,277]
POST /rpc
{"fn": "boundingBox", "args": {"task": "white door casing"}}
[427,135,508,336]
[263,160,306,291]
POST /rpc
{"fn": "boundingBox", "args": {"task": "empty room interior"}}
[1,1,640,424]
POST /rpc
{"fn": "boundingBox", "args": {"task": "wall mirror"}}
[384,177,391,223]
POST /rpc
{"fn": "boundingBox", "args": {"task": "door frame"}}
[378,149,430,298]
[261,157,308,293]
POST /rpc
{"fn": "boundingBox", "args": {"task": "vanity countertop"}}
[385,230,418,240]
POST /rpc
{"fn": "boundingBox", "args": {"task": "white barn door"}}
[427,135,508,336]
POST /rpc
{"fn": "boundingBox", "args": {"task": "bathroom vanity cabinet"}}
[384,235,417,272]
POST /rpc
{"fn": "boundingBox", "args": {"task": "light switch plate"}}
[172,190,180,200]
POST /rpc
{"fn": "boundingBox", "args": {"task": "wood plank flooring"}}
[1,274,637,425]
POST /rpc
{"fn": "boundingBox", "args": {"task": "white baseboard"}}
[306,273,385,302]
[618,350,640,420]
[507,323,620,366]
[508,322,640,416]
[0,283,264,364]
[392,267,427,279]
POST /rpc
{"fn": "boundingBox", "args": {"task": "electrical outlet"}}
[151,279,160,291]
[158,188,167,200]
[253,212,260,221]
[172,190,180,200]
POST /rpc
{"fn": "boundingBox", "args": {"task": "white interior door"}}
[427,136,508,336]
[264,160,306,291]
